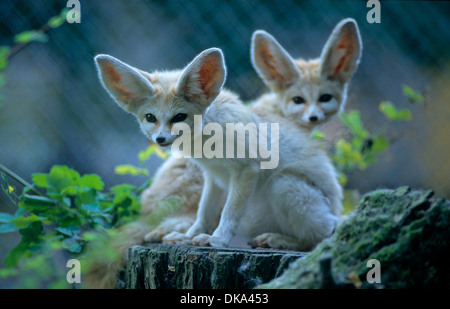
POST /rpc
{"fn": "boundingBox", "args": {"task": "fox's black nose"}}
[156,137,166,144]
[309,116,318,122]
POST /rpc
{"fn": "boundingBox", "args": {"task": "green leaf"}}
[402,85,424,104]
[138,146,155,163]
[338,110,368,139]
[379,101,412,121]
[0,213,14,223]
[14,31,49,44]
[47,165,80,191]
[111,184,136,192]
[310,129,325,140]
[81,232,101,242]
[11,216,30,229]
[0,266,18,278]
[337,172,348,187]
[138,145,170,163]
[333,138,366,171]
[114,165,148,176]
[61,186,78,196]
[14,207,26,218]
[47,15,66,28]
[74,189,97,206]
[32,174,48,188]
[22,194,56,206]
[379,101,397,119]
[342,189,360,215]
[80,174,104,191]
[0,223,20,233]
[0,46,10,71]
[11,215,42,229]
[62,238,83,253]
[19,195,56,211]
[4,241,28,268]
[55,227,75,237]
[371,136,389,153]
[81,204,102,214]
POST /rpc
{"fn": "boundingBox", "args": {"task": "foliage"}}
[0,8,69,108]
[402,84,425,104]
[379,101,412,121]
[0,142,170,287]
[312,87,417,213]
[138,144,171,163]
[0,8,148,287]
[114,164,149,176]
[115,145,170,176]
[0,165,142,267]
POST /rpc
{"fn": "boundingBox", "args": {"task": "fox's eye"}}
[145,113,156,123]
[171,113,187,123]
[319,94,333,102]
[292,96,305,104]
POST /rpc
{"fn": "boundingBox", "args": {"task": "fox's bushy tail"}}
[83,220,152,289]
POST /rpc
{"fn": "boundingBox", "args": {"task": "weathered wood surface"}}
[124,243,306,289]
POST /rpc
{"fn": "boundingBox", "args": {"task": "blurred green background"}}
[0,0,449,288]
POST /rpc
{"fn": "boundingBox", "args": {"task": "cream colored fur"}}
[86,19,361,288]
[251,18,362,130]
[93,48,342,248]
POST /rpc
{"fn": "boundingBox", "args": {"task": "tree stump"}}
[124,187,450,289]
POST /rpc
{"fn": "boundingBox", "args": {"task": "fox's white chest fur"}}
[185,98,342,248]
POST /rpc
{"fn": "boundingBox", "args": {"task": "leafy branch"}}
[312,85,422,213]
[6,8,69,61]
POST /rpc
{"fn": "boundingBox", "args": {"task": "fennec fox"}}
[94,47,341,247]
[143,18,362,242]
[85,19,361,288]
[94,45,343,243]
[252,18,362,129]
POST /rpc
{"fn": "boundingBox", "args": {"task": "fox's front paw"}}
[192,233,227,247]
[162,231,192,245]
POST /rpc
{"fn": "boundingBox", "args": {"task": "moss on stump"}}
[259,186,450,288]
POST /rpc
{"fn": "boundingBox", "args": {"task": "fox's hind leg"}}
[265,175,341,251]
[144,215,195,243]
[250,232,313,251]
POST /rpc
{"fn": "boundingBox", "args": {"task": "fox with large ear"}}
[87,42,344,288]
[94,49,228,148]
[86,48,231,288]
[251,18,362,129]
[92,44,343,248]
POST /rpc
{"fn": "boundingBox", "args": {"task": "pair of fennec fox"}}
[86,18,362,288]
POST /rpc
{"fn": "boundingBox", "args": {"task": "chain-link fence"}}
[1,0,449,268]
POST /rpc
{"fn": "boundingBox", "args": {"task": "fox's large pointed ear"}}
[251,30,301,92]
[320,18,362,84]
[94,54,155,112]
[176,48,226,107]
